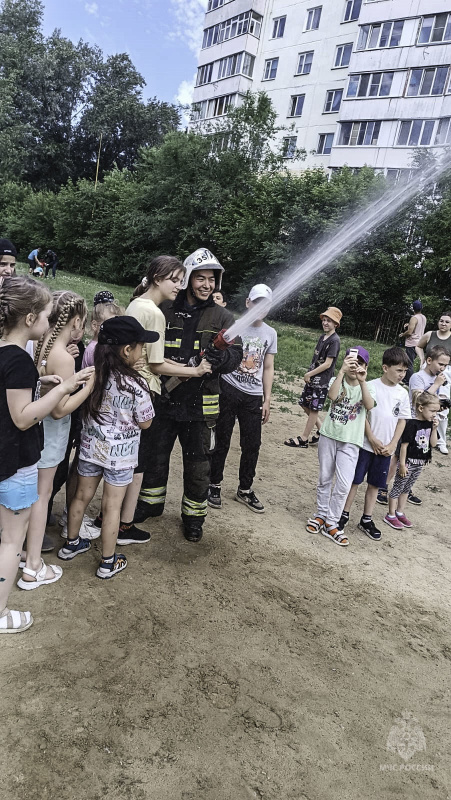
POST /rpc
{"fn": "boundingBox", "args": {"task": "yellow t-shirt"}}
[126,296,166,394]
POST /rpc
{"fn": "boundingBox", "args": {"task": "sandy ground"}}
[1,389,451,800]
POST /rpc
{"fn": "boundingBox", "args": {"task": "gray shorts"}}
[77,459,134,487]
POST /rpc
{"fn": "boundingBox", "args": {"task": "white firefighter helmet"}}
[181,248,224,290]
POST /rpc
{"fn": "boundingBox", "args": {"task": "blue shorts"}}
[78,459,134,487]
[0,464,39,511]
[353,449,391,488]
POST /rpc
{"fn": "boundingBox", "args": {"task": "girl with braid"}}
[19,292,94,591]
[0,277,92,633]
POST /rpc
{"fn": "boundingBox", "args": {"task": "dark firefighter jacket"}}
[159,291,243,423]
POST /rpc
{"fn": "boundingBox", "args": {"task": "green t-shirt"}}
[320,376,376,447]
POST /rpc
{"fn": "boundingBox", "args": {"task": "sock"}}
[342,511,350,519]
[102,555,114,564]
[362,515,371,523]
[120,521,132,530]
[387,514,396,519]
[239,488,251,494]
[67,537,79,546]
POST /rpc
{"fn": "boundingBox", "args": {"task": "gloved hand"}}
[203,342,227,369]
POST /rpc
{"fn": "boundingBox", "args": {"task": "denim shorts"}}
[78,459,134,487]
[0,464,39,511]
[353,449,391,488]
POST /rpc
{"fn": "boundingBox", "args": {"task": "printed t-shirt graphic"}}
[223,322,277,396]
[362,378,411,452]
[320,378,377,447]
[80,376,154,470]
[309,332,341,387]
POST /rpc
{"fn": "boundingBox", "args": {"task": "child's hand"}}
[435,373,447,387]
[262,399,271,424]
[195,358,212,377]
[369,436,384,455]
[342,355,357,375]
[432,414,439,429]
[62,367,95,394]
[303,372,311,383]
[399,463,408,478]
[66,343,80,359]
[134,357,146,372]
[40,374,63,386]
[355,364,367,382]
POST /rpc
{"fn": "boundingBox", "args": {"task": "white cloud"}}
[85,2,99,16]
[175,75,197,126]
[169,0,208,56]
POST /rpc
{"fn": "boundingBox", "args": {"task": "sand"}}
[1,396,450,800]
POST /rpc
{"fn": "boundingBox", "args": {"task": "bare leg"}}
[68,475,102,541]
[24,467,58,581]
[65,456,80,510]
[363,485,379,517]
[301,410,319,441]
[396,492,409,514]
[387,455,397,487]
[0,505,31,613]
[120,473,143,525]
[101,482,128,558]
[388,495,398,516]
[343,483,359,514]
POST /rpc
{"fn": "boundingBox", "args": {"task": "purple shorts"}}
[299,384,328,412]
[352,449,391,488]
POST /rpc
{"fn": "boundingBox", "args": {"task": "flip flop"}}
[284,436,308,448]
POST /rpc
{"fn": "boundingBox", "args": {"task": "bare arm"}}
[305,356,333,382]
[262,354,275,424]
[416,331,431,365]
[149,360,211,378]
[382,418,406,456]
[398,442,409,478]
[399,315,417,340]
[138,419,153,430]
[7,373,91,431]
[51,371,95,418]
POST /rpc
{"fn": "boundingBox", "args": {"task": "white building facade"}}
[191,1,451,175]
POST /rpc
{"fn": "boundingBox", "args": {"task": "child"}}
[20,292,95,589]
[208,284,277,513]
[306,347,375,547]
[285,306,341,448]
[82,299,123,368]
[58,316,157,578]
[384,391,439,529]
[0,277,91,632]
[339,347,411,541]
[213,290,227,307]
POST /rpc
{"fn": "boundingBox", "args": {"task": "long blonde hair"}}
[34,290,87,373]
[0,276,51,337]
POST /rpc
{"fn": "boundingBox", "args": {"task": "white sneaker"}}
[436,443,449,455]
[60,515,101,540]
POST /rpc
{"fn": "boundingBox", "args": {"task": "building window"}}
[289,95,305,117]
[317,133,334,155]
[272,16,286,38]
[396,119,435,147]
[305,7,322,31]
[334,43,353,67]
[347,71,394,98]
[296,51,314,75]
[357,20,404,50]
[283,136,297,158]
[418,14,451,45]
[263,57,279,80]
[207,94,237,118]
[202,10,263,49]
[435,118,451,145]
[344,0,362,23]
[339,120,381,146]
[324,88,343,113]
[406,67,449,97]
[217,52,255,79]
[192,100,208,121]
[196,63,214,86]
[207,0,230,9]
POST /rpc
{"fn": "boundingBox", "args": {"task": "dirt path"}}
[1,397,450,800]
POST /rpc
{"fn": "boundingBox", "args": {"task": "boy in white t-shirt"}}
[339,347,411,541]
[208,284,277,514]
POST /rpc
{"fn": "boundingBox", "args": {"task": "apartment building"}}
[191,1,451,175]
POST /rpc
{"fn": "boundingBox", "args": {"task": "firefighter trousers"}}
[138,411,215,530]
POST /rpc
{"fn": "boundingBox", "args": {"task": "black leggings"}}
[210,380,262,491]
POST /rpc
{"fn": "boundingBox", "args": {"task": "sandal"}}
[284,436,308,448]
[17,558,63,591]
[0,608,33,634]
[306,516,325,534]
[96,553,127,580]
[321,527,349,547]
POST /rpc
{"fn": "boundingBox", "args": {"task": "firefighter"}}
[134,248,243,542]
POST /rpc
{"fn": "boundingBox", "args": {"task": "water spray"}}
[223,152,451,342]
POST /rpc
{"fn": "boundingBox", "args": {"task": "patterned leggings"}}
[389,460,424,499]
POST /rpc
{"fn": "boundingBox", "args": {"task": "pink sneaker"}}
[395,512,412,528]
[384,514,404,530]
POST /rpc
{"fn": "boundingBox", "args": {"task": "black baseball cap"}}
[98,315,160,345]
[0,239,17,257]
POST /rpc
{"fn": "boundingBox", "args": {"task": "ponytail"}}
[131,255,185,300]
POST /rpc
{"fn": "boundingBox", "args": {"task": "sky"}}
[42,0,207,108]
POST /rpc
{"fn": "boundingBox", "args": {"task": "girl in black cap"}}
[58,316,157,580]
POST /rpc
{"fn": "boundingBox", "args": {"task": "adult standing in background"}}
[28,247,43,274]
[399,300,426,384]
[44,249,58,279]
[417,311,451,454]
